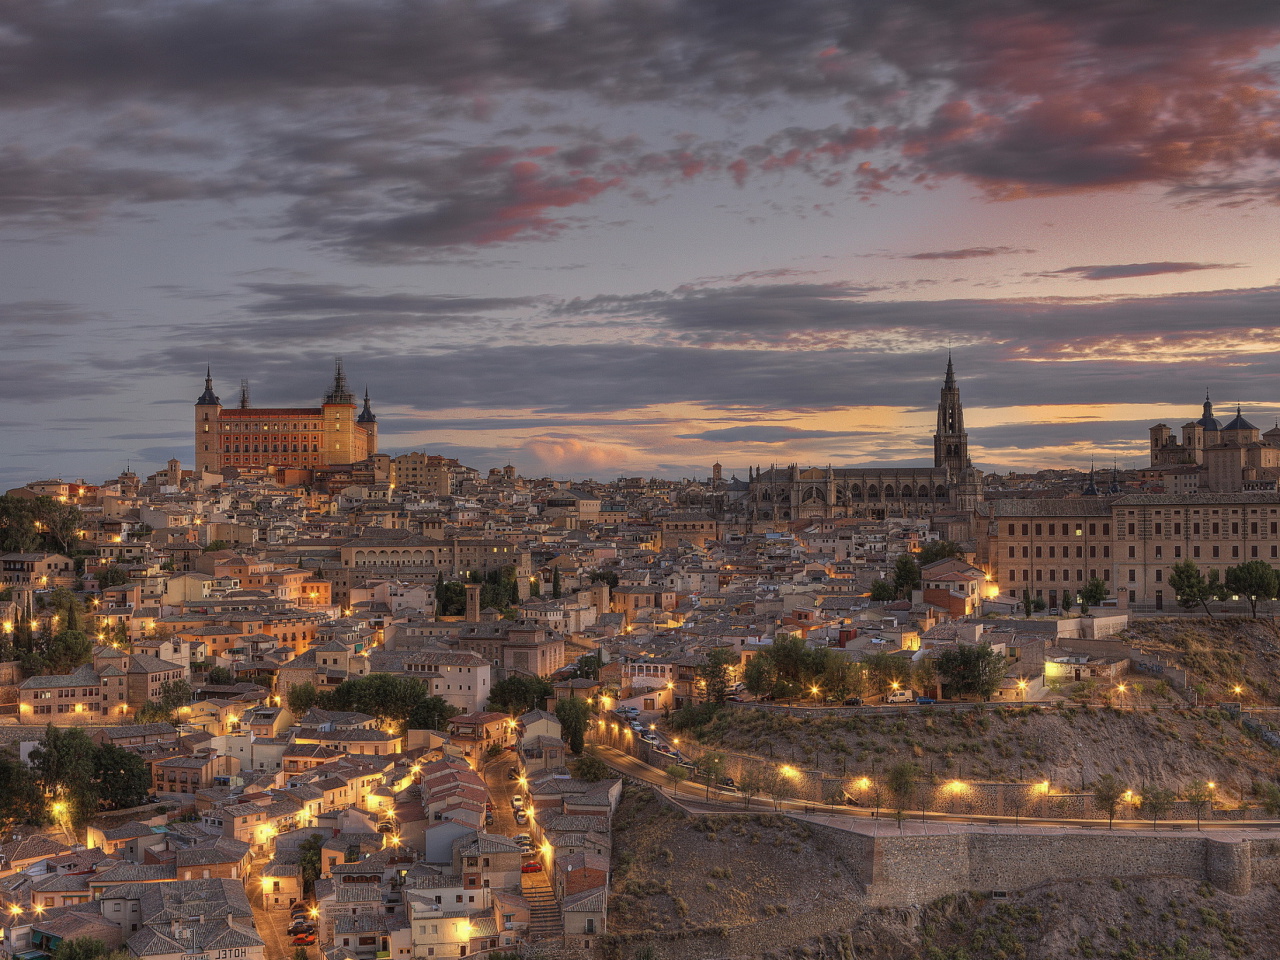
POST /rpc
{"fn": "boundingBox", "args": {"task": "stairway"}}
[522,874,563,941]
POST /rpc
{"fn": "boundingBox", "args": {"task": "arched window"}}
[883,484,895,498]
[936,485,947,498]
[850,485,862,499]
[902,485,913,497]
[918,485,929,498]
[867,485,879,499]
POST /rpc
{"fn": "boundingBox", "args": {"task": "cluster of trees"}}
[436,566,523,617]
[135,679,194,724]
[1092,774,1216,829]
[742,634,865,701]
[0,587,97,677]
[50,938,132,960]
[7,725,151,831]
[286,675,459,732]
[0,494,83,555]
[487,675,554,715]
[555,697,590,754]
[1170,560,1280,618]
[869,541,967,601]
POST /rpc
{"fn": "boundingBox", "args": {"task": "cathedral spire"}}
[934,354,967,473]
[357,386,377,423]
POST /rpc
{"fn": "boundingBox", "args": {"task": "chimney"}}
[465,583,481,622]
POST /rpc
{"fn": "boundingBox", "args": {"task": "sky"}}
[3,0,1280,486]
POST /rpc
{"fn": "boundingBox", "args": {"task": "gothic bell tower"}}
[933,353,968,474]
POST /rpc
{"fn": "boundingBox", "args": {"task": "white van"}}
[886,691,914,704]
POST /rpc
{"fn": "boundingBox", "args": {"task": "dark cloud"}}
[904,247,1031,260]
[0,2,1276,250]
[676,426,852,442]
[1042,262,1244,281]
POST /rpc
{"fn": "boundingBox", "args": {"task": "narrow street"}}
[247,866,316,960]
[482,752,523,838]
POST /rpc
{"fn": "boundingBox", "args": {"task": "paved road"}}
[247,871,313,960]
[482,752,525,838]
[593,744,1280,836]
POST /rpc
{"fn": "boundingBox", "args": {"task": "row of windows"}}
[1008,569,1111,583]
[225,443,320,453]
[1007,522,1111,537]
[223,422,323,431]
[1009,545,1112,559]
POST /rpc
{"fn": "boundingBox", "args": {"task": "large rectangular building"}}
[977,492,1280,612]
[194,360,378,474]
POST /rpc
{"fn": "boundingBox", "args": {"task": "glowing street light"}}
[1232,685,1244,697]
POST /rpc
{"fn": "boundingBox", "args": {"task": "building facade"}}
[195,361,378,474]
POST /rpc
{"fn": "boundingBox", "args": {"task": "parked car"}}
[520,860,543,873]
[726,695,744,703]
[615,706,640,717]
[843,697,864,706]
[915,697,937,705]
[640,733,659,744]
[514,810,528,825]
[886,691,914,704]
[510,795,523,810]
[291,934,317,946]
[506,768,518,780]
[290,902,313,918]
[718,776,736,789]
[485,813,494,825]
[287,920,314,935]
[514,833,532,847]
[629,721,645,732]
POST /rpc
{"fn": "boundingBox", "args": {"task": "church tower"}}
[933,354,968,474]
[194,366,222,474]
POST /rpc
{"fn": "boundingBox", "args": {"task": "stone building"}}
[740,357,983,522]
[195,359,378,475]
[1148,395,1280,492]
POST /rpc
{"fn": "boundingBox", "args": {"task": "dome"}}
[1196,394,1221,431]
[1223,405,1257,432]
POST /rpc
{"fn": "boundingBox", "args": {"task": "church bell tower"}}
[933,353,968,474]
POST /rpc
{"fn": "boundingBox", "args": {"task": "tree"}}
[572,749,612,782]
[742,653,776,697]
[1226,560,1279,618]
[1060,591,1074,615]
[863,651,911,695]
[912,657,938,699]
[1183,781,1213,830]
[737,765,764,809]
[0,495,43,553]
[298,832,324,899]
[207,666,234,686]
[1092,774,1126,829]
[51,937,131,960]
[1140,787,1176,829]
[915,540,963,567]
[329,674,432,729]
[892,554,920,598]
[46,630,93,675]
[95,565,130,588]
[1021,588,1034,619]
[30,725,98,829]
[697,751,726,800]
[436,580,467,617]
[33,497,83,555]
[664,763,688,797]
[935,643,1009,701]
[886,762,918,817]
[588,570,619,588]
[869,579,896,602]
[762,766,789,811]
[294,950,310,960]
[0,752,45,831]
[698,648,736,706]
[408,695,459,732]
[202,540,230,553]
[1169,560,1214,616]
[488,675,554,714]
[555,697,590,754]
[94,744,150,810]
[551,568,562,600]
[1079,577,1108,608]
[287,682,318,716]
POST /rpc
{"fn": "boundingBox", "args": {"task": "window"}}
[1128,570,1136,582]
[1155,569,1162,582]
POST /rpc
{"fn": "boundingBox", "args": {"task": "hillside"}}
[1120,617,1280,704]
[604,784,1280,960]
[682,701,1279,802]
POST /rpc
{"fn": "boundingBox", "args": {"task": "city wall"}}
[806,821,1269,905]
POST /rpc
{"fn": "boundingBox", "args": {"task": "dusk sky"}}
[3,0,1280,486]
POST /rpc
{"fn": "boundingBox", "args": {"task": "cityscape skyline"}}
[3,1,1280,484]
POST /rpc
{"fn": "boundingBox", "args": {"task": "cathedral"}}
[194,360,378,475]
[742,357,983,521]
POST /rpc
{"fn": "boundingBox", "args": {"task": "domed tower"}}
[194,366,222,474]
[357,386,378,456]
[933,353,969,475]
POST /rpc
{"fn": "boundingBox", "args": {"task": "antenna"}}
[239,379,250,409]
